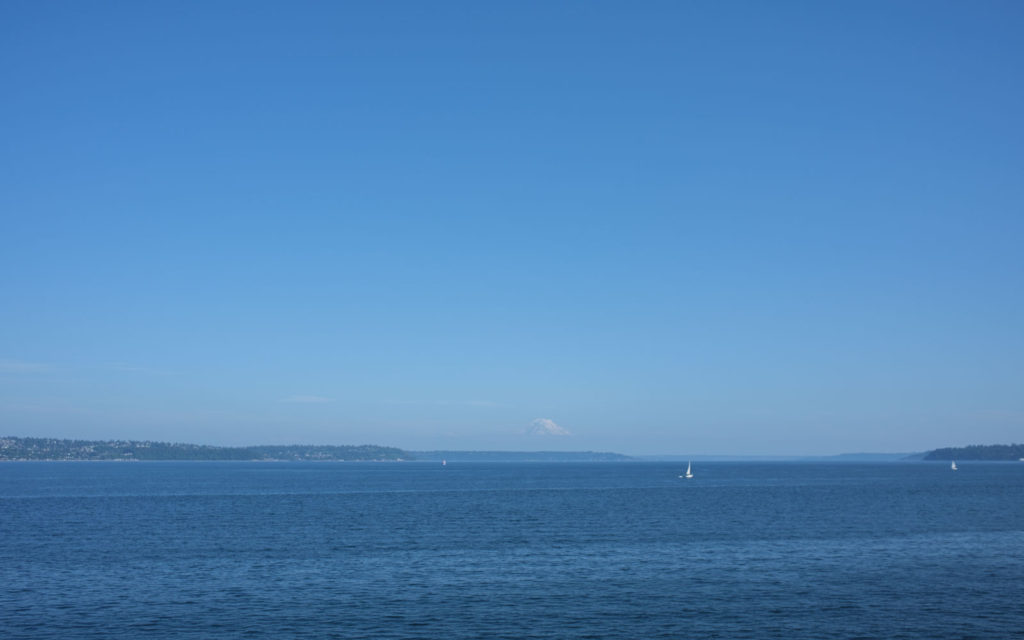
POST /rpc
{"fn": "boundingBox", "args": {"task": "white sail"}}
[685,461,693,479]
[951,461,957,471]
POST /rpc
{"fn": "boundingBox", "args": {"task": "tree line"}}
[923,443,1024,461]
[0,437,410,461]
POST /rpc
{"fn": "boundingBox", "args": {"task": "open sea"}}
[2,461,1022,639]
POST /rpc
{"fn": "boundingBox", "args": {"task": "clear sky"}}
[2,1,1022,455]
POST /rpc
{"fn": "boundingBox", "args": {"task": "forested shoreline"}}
[0,437,409,461]
[923,444,1024,461]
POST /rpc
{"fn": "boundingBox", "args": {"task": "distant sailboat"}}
[951,460,957,471]
[442,459,447,467]
[680,461,693,479]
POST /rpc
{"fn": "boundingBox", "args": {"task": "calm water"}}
[2,461,1022,639]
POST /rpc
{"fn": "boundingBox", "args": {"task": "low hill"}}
[0,437,409,461]
[923,443,1024,461]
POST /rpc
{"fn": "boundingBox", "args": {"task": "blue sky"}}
[2,1,1022,455]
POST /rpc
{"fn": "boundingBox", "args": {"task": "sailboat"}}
[679,461,693,479]
[951,460,957,471]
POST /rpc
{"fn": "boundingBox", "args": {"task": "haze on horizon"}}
[2,2,1022,457]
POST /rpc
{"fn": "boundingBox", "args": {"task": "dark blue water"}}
[2,462,1022,639]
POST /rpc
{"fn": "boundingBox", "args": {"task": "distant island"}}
[923,443,1024,461]
[0,437,409,461]
[412,450,632,462]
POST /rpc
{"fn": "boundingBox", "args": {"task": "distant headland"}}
[0,437,630,462]
[922,443,1024,461]
[0,437,409,461]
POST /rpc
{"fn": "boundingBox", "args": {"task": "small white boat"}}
[680,461,693,479]
[442,459,447,466]
[951,460,957,471]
